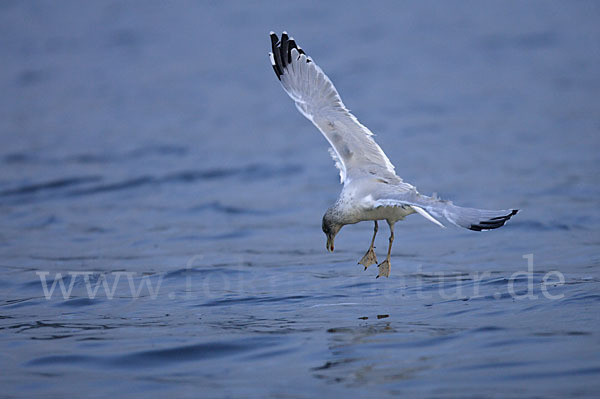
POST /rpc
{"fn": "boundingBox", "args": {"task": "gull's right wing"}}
[269,32,397,184]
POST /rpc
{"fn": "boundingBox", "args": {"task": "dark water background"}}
[1,1,599,397]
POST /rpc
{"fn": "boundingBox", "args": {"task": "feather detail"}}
[411,206,445,228]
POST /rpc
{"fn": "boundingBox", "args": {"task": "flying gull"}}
[268,32,518,278]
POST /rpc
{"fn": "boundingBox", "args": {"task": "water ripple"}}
[201,295,310,307]
[0,176,102,197]
[0,163,302,205]
[111,338,274,368]
[26,336,281,369]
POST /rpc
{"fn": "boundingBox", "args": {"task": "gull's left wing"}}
[370,188,518,231]
[269,32,398,184]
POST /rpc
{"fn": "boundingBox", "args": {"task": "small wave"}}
[161,163,302,183]
[163,267,250,279]
[0,176,102,197]
[335,281,377,289]
[27,337,279,369]
[0,163,302,205]
[309,302,361,308]
[560,293,600,304]
[67,176,154,196]
[0,297,38,308]
[188,201,274,216]
[27,354,93,367]
[2,153,37,164]
[54,298,100,307]
[3,145,188,166]
[470,326,506,333]
[201,295,309,307]
[113,342,249,367]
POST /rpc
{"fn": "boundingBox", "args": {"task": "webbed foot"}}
[358,247,378,270]
[376,259,391,278]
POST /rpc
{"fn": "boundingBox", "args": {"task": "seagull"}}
[268,32,519,278]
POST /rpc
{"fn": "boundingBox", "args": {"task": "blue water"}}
[1,1,599,397]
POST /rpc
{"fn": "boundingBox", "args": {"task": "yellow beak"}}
[326,235,334,252]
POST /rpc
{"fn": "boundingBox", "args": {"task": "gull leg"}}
[377,223,394,278]
[359,221,378,269]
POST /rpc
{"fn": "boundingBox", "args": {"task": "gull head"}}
[322,211,343,252]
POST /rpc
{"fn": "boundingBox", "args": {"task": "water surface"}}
[1,1,599,397]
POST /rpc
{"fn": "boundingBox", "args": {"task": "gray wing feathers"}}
[420,200,518,231]
[269,32,396,183]
[442,205,519,231]
[375,191,518,231]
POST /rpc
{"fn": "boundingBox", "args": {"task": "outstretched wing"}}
[372,189,518,231]
[269,32,397,184]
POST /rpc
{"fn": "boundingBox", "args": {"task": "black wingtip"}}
[269,32,283,79]
[268,31,311,79]
[279,33,290,69]
[468,209,519,232]
[270,32,279,47]
[287,38,298,63]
